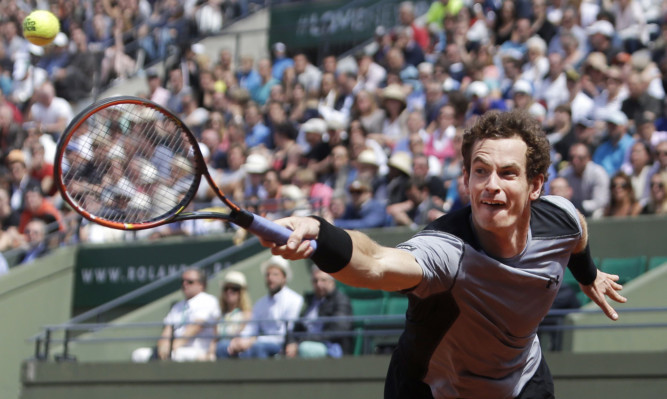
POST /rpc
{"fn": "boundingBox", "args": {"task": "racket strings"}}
[62,103,199,225]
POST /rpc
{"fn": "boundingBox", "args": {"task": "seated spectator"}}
[641,172,667,216]
[559,143,609,217]
[26,81,74,141]
[593,111,635,177]
[621,140,654,204]
[292,168,333,211]
[18,218,50,265]
[384,151,413,206]
[218,256,303,359]
[387,177,443,228]
[332,179,388,230]
[27,141,55,197]
[6,149,42,213]
[18,185,62,234]
[0,187,22,251]
[286,265,353,359]
[209,271,253,361]
[132,268,220,362]
[596,171,642,218]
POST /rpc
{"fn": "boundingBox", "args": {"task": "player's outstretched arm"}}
[260,216,423,292]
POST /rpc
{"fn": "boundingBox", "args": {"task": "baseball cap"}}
[273,42,286,53]
[467,81,489,99]
[512,80,533,96]
[244,153,269,174]
[302,118,327,135]
[587,20,614,38]
[604,110,628,126]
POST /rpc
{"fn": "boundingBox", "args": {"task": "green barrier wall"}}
[20,353,667,399]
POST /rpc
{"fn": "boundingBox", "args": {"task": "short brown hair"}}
[462,110,551,181]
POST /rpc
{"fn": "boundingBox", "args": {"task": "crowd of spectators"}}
[3,0,667,272]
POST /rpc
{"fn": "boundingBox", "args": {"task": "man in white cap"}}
[220,255,303,358]
[593,111,634,176]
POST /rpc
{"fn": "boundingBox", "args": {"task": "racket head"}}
[55,96,216,230]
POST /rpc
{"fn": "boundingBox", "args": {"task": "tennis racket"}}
[54,96,315,249]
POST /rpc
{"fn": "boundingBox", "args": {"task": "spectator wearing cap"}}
[333,178,388,229]
[271,42,294,82]
[300,117,331,174]
[376,84,409,150]
[593,111,635,177]
[586,19,622,65]
[510,80,546,120]
[244,102,271,149]
[466,81,507,119]
[242,153,270,203]
[559,142,610,217]
[220,256,303,359]
[384,151,413,206]
[209,270,253,360]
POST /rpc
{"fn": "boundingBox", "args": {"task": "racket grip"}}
[247,213,317,251]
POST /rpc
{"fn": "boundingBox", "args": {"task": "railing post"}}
[43,329,51,361]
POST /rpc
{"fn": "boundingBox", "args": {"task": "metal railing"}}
[28,307,667,362]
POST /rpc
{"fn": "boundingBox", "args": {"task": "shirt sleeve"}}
[396,231,464,299]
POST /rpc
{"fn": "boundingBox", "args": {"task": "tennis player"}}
[261,110,626,398]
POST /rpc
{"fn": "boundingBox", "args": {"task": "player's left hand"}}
[580,270,627,321]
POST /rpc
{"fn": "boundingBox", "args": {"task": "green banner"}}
[73,237,263,308]
[270,0,429,50]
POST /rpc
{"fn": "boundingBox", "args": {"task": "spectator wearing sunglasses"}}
[132,268,220,362]
[597,171,642,218]
[209,271,252,360]
[641,172,667,216]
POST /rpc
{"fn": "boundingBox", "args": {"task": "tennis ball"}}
[23,10,60,46]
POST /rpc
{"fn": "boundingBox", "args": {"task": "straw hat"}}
[387,152,412,176]
[222,270,247,288]
[382,84,407,104]
[260,255,292,281]
[244,153,269,174]
[357,149,379,167]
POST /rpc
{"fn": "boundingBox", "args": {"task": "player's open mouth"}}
[481,200,505,207]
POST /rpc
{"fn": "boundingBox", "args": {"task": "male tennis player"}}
[261,110,626,398]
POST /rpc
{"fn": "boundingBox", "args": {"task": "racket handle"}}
[246,213,317,251]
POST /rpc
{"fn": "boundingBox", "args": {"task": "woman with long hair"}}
[210,271,253,360]
[599,171,642,218]
[641,172,667,215]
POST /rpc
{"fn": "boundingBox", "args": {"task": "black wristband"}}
[567,243,597,286]
[309,216,353,274]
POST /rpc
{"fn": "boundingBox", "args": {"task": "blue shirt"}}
[592,134,634,176]
[245,122,272,148]
[334,198,388,229]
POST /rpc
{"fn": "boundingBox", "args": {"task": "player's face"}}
[464,137,542,236]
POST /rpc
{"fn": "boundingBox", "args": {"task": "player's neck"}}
[474,222,530,260]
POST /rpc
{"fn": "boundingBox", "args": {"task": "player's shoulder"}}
[530,195,581,239]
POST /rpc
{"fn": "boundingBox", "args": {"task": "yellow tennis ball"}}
[23,10,60,46]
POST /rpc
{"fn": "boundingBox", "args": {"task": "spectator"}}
[52,26,96,103]
[292,168,333,212]
[549,176,574,200]
[271,42,294,82]
[209,270,253,360]
[300,117,331,175]
[18,218,50,265]
[219,256,303,359]
[622,140,654,204]
[610,0,648,52]
[294,52,322,94]
[592,66,628,123]
[253,57,280,106]
[271,121,303,184]
[351,89,385,137]
[387,177,443,228]
[621,72,662,130]
[244,102,271,149]
[586,19,622,65]
[355,52,386,93]
[641,172,667,215]
[492,0,518,46]
[636,112,667,150]
[597,171,642,218]
[564,68,595,125]
[26,81,74,141]
[649,141,667,182]
[399,1,430,51]
[425,0,464,33]
[354,148,387,202]
[286,265,353,358]
[425,104,457,164]
[242,153,269,204]
[145,68,170,107]
[333,178,387,229]
[132,268,220,362]
[18,185,62,234]
[559,142,610,217]
[166,66,193,114]
[6,149,41,212]
[385,151,413,206]
[411,152,447,202]
[0,104,26,165]
[321,145,356,199]
[546,104,577,166]
[519,36,549,88]
[535,52,569,122]
[593,111,635,177]
[548,6,587,57]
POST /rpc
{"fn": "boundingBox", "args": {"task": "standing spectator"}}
[285,265,353,358]
[598,171,642,218]
[641,172,667,215]
[560,142,610,217]
[209,270,253,360]
[220,256,303,359]
[132,268,220,362]
[332,179,387,230]
[18,218,49,265]
[593,111,635,177]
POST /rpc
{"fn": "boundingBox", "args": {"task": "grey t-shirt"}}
[386,195,581,399]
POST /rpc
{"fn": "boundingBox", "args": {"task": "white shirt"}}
[242,286,304,345]
[30,97,74,133]
[163,291,221,352]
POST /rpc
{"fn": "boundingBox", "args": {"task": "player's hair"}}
[462,110,551,181]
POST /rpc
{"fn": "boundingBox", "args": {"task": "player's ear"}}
[529,174,545,200]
